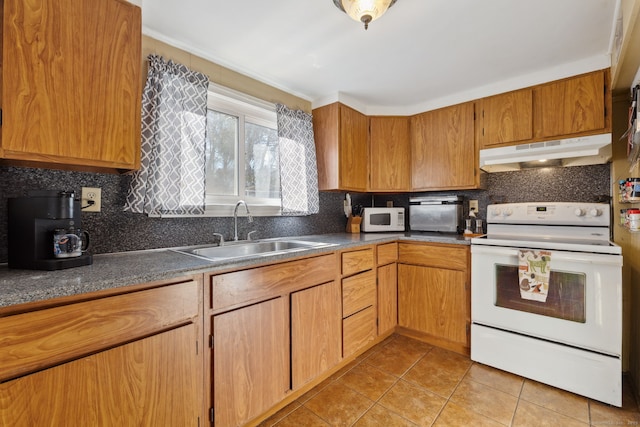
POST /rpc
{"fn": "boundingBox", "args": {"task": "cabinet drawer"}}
[398,243,468,271]
[342,270,376,318]
[343,306,377,358]
[342,247,374,276]
[211,253,337,311]
[0,280,199,382]
[377,243,398,265]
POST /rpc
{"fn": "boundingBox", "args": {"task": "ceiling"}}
[140,0,619,115]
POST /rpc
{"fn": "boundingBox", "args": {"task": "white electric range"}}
[470,202,623,406]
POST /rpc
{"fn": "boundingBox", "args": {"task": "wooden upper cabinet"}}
[1,0,142,171]
[313,102,369,191]
[477,89,533,148]
[369,116,411,192]
[534,69,609,139]
[411,102,477,191]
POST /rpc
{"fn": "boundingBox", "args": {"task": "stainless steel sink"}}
[172,240,336,261]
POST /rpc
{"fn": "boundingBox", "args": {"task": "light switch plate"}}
[82,187,102,212]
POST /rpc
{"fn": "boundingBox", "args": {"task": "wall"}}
[612,94,640,392]
[0,163,610,263]
[0,166,349,262]
[399,164,611,231]
[141,35,312,114]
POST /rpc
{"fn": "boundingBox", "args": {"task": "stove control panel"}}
[487,202,610,226]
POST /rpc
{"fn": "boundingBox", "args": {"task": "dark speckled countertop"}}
[0,232,470,311]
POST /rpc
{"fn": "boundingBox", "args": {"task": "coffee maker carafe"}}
[8,190,93,270]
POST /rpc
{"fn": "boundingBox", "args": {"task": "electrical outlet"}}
[469,199,479,213]
[82,187,102,212]
[386,201,394,207]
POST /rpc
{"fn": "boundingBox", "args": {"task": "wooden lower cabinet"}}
[0,278,202,426]
[340,246,377,358]
[1,324,200,427]
[377,262,398,335]
[398,243,470,354]
[398,264,468,346]
[291,281,342,389]
[209,254,342,426]
[343,306,377,357]
[213,297,290,427]
[342,270,376,317]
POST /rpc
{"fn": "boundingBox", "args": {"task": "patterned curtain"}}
[276,104,320,215]
[124,55,209,216]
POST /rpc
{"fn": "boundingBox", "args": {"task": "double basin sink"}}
[173,239,337,262]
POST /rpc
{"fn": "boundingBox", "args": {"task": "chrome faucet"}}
[233,200,254,241]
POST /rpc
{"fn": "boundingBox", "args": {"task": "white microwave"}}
[361,207,405,232]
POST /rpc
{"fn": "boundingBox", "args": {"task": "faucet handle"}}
[247,231,258,241]
[213,232,225,246]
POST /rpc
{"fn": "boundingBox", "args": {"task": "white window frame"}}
[203,82,282,217]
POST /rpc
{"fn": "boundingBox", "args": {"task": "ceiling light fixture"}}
[333,0,397,30]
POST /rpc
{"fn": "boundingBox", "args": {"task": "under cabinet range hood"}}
[479,133,612,172]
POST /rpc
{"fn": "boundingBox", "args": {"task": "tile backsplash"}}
[0,163,610,263]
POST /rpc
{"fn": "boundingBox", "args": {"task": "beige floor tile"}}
[450,377,518,425]
[519,379,589,424]
[433,402,505,427]
[353,403,419,427]
[356,343,384,362]
[365,342,424,377]
[378,379,446,426]
[296,377,334,404]
[341,362,398,400]
[512,400,589,427]
[304,380,374,427]
[329,359,361,381]
[403,356,465,398]
[272,337,640,427]
[418,347,472,378]
[464,363,524,397]
[590,400,640,427]
[258,401,301,427]
[274,406,330,427]
[392,334,434,354]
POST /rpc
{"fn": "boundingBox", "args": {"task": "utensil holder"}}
[346,215,362,233]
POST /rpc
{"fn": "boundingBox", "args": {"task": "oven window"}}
[494,264,586,323]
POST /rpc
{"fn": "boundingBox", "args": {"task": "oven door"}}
[471,244,622,356]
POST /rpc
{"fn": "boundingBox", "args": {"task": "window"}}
[204,83,282,216]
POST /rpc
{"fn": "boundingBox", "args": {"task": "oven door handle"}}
[471,245,623,266]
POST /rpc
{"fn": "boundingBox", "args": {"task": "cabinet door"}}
[213,297,289,427]
[2,0,141,170]
[342,270,377,318]
[534,70,606,138]
[312,103,368,191]
[377,263,398,335]
[398,264,468,348]
[291,281,342,389]
[411,102,476,190]
[339,105,369,191]
[343,306,377,358]
[369,116,411,192]
[0,324,200,427]
[478,89,533,148]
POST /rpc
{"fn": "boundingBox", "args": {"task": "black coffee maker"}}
[8,190,93,270]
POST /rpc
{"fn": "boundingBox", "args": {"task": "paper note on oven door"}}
[518,250,552,302]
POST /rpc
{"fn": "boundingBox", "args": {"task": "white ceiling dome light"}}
[332,0,398,30]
